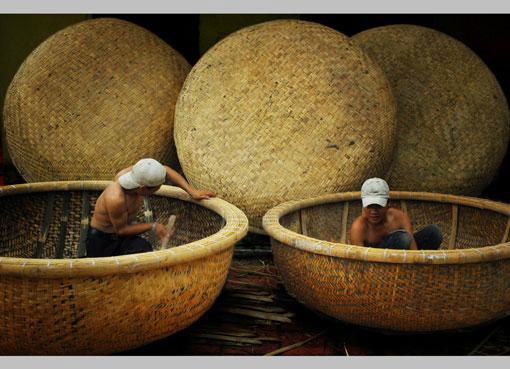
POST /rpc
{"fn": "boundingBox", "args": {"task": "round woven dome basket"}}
[263,191,510,332]
[4,17,190,182]
[174,19,397,234]
[0,181,248,354]
[352,25,510,196]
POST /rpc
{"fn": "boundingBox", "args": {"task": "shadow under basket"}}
[0,181,248,354]
[263,191,510,332]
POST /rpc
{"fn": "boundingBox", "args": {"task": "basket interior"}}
[280,199,509,250]
[0,190,224,259]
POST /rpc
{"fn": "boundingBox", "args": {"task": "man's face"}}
[138,185,162,196]
[363,204,387,225]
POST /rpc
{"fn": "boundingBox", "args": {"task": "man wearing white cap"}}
[350,178,442,250]
[86,158,215,257]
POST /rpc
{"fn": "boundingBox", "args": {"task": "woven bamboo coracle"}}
[0,181,248,354]
[4,18,190,182]
[174,20,397,234]
[263,191,510,332]
[352,25,510,196]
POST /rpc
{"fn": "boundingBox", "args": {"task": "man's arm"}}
[163,165,215,200]
[105,193,169,240]
[399,210,418,250]
[349,217,366,246]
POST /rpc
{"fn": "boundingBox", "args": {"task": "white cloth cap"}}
[118,158,166,190]
[361,177,389,207]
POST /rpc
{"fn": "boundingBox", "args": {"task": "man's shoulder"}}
[387,207,406,217]
[103,182,126,206]
[387,207,411,223]
[351,215,367,230]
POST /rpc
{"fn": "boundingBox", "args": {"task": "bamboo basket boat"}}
[0,181,248,354]
[4,18,190,182]
[352,25,510,196]
[174,19,396,234]
[263,191,510,332]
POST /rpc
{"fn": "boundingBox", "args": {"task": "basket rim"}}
[262,191,510,265]
[0,181,248,277]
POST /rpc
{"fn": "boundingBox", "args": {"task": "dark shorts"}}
[369,224,443,250]
[85,227,153,257]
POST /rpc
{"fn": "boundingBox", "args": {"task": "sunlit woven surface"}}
[0,182,248,354]
[4,18,190,182]
[263,191,510,332]
[352,25,510,196]
[175,20,396,233]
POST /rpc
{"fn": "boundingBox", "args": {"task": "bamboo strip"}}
[223,297,280,308]
[33,193,55,258]
[218,307,292,323]
[222,288,272,296]
[211,314,273,326]
[55,192,71,259]
[264,330,326,356]
[229,267,278,278]
[300,209,309,236]
[225,280,274,290]
[401,200,408,214]
[234,248,272,256]
[226,293,274,302]
[344,342,350,356]
[501,218,510,243]
[194,330,256,338]
[226,303,288,314]
[187,333,262,344]
[216,341,252,347]
[340,202,349,243]
[77,191,90,258]
[258,337,281,342]
[497,347,510,355]
[448,204,459,250]
[190,325,255,335]
[468,327,500,355]
[223,342,254,347]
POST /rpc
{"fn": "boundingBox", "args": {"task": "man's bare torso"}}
[90,182,143,233]
[353,208,407,247]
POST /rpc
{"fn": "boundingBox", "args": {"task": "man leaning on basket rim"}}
[85,158,215,258]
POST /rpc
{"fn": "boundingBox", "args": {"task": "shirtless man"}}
[350,178,442,250]
[86,158,215,257]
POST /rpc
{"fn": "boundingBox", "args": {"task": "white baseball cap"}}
[118,158,166,190]
[361,177,390,208]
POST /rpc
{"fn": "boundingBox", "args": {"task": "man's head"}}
[118,158,166,194]
[361,177,390,224]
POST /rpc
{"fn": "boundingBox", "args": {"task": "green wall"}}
[0,14,90,167]
[199,14,298,55]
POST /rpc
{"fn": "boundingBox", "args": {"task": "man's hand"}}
[153,223,170,241]
[189,189,216,200]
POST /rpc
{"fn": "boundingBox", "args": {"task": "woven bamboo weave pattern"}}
[175,20,396,233]
[0,182,248,354]
[352,25,510,196]
[263,191,510,332]
[4,18,190,182]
